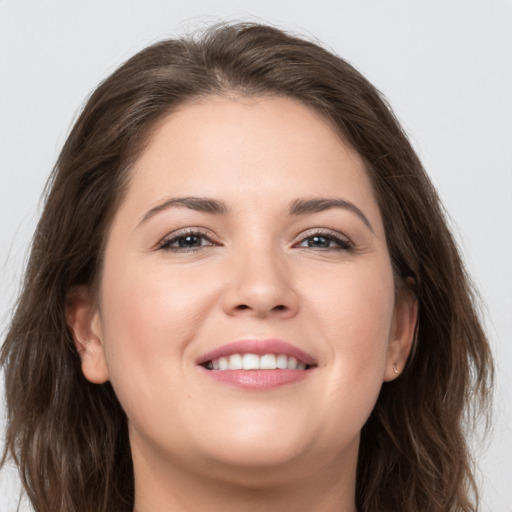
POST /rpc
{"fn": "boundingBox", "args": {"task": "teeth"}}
[207,353,308,371]
[287,356,298,369]
[276,354,288,369]
[230,354,243,370]
[242,354,259,370]
[260,354,277,369]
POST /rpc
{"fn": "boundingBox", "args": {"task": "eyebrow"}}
[138,195,373,233]
[288,198,374,232]
[138,197,230,226]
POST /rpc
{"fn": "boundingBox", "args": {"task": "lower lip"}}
[199,368,312,390]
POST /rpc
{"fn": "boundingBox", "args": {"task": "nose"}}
[221,245,299,319]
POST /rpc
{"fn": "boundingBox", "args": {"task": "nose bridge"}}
[222,232,298,318]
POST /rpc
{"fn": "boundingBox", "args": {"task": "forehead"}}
[119,95,382,230]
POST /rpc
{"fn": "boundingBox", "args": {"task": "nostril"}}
[273,305,286,311]
[235,304,250,310]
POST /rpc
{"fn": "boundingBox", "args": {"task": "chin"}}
[215,439,306,469]
[199,446,314,488]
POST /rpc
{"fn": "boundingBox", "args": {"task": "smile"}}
[197,339,316,389]
[205,353,309,371]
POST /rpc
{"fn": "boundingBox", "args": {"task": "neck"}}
[130,436,359,512]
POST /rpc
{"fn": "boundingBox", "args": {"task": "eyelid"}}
[157,227,219,251]
[155,226,353,252]
[293,228,354,250]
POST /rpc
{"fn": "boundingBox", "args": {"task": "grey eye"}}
[159,231,214,251]
[302,235,333,248]
[298,233,352,251]
[176,235,204,248]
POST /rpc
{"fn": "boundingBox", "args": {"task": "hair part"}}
[1,22,492,512]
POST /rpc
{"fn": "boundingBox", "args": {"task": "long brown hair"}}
[1,22,493,512]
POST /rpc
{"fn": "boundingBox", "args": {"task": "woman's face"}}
[72,96,416,485]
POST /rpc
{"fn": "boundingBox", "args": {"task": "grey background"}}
[1,0,511,510]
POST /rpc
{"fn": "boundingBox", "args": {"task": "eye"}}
[295,230,353,251]
[158,229,217,252]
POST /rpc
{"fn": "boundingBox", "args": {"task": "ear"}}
[383,278,418,382]
[66,285,109,384]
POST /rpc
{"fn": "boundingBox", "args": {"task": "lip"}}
[196,339,317,367]
[198,367,312,389]
[196,339,317,390]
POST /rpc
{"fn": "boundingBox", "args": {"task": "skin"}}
[67,96,417,512]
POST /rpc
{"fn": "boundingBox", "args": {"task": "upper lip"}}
[196,339,317,367]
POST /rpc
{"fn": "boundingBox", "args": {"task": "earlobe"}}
[384,279,418,382]
[65,286,110,384]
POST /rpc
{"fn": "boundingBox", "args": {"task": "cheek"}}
[305,260,395,396]
[306,256,395,341]
[305,268,395,443]
[101,256,212,341]
[96,258,215,413]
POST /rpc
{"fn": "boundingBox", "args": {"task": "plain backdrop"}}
[0,1,510,510]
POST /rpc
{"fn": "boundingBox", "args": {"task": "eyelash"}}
[157,228,353,253]
[293,229,353,252]
[158,229,217,252]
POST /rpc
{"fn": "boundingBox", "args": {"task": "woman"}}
[1,22,493,512]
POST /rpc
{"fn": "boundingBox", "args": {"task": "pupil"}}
[309,236,329,248]
[178,235,201,248]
